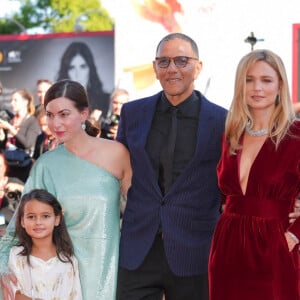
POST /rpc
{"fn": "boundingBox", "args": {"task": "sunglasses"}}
[155,56,198,68]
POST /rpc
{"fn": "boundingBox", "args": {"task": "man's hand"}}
[289,197,300,224]
[0,274,17,300]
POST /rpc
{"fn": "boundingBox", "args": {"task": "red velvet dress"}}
[209,120,300,300]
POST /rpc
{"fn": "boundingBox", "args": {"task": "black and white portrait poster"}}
[0,31,114,115]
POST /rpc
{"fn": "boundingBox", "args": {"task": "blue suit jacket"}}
[117,90,227,276]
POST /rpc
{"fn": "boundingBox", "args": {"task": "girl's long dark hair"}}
[15,189,74,266]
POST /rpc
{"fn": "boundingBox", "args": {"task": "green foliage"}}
[0,17,26,34]
[0,0,114,34]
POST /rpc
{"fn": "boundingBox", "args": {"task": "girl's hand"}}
[0,274,17,300]
[15,291,40,300]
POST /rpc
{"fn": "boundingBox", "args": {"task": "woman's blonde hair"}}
[226,49,295,154]
[13,89,35,115]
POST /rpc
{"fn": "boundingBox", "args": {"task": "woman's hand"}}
[0,128,6,141]
[0,273,17,300]
[285,232,298,252]
[289,197,300,223]
[0,120,17,136]
[0,120,11,131]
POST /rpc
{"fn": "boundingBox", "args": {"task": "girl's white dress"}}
[8,246,82,299]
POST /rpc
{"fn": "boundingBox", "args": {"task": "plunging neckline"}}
[237,134,268,196]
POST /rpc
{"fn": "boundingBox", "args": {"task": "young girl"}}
[8,189,82,300]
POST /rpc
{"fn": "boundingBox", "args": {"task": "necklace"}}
[245,123,268,137]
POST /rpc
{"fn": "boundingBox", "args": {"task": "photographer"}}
[0,89,40,182]
[0,110,14,151]
[0,81,14,151]
[100,88,129,140]
[0,152,23,237]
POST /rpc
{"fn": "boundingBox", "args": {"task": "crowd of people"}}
[0,32,299,300]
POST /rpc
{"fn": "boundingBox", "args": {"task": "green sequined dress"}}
[0,144,121,300]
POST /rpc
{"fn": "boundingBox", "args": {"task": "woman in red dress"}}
[209,49,300,300]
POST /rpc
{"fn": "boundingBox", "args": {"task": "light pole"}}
[244,32,264,51]
[0,17,27,34]
[74,9,114,32]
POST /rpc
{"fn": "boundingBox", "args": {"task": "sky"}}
[1,0,20,18]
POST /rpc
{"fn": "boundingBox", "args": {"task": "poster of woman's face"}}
[0,31,114,115]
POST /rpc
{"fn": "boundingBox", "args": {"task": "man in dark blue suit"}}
[117,33,227,300]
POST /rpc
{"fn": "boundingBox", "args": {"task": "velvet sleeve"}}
[287,159,300,240]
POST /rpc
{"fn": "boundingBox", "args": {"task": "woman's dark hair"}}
[56,42,109,113]
[44,79,100,137]
[15,189,74,266]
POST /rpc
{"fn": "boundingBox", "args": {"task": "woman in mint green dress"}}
[0,79,132,300]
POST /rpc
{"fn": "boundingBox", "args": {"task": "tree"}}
[0,0,114,34]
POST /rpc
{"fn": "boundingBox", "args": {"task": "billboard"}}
[0,31,114,115]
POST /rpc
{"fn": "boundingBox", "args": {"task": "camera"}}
[105,114,120,127]
[5,189,22,211]
[101,114,120,140]
[0,110,13,122]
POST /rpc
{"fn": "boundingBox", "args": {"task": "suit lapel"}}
[136,93,161,147]
[135,93,162,195]
[194,96,216,160]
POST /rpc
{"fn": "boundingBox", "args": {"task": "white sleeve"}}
[71,256,83,300]
[8,247,21,297]
[8,247,31,298]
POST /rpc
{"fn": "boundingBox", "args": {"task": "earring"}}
[81,122,86,130]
